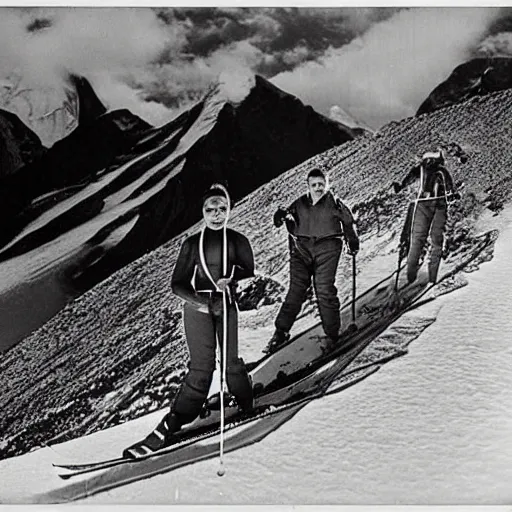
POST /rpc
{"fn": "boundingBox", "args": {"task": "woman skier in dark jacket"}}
[393,149,461,284]
[123,184,255,458]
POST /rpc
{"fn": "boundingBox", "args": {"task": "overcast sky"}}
[0,7,511,131]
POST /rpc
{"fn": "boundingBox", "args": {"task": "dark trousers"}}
[275,237,342,339]
[407,199,447,283]
[172,301,253,424]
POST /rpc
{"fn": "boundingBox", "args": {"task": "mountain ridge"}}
[417,56,512,115]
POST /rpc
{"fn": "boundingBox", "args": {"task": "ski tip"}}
[52,462,72,469]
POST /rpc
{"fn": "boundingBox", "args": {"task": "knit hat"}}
[201,183,234,208]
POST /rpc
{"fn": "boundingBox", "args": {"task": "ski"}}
[53,230,496,479]
[54,364,379,478]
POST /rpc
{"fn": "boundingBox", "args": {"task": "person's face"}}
[203,196,229,230]
[308,176,326,202]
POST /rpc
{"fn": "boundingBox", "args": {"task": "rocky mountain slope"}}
[0,86,510,459]
[0,74,357,351]
[417,57,512,115]
[0,109,46,178]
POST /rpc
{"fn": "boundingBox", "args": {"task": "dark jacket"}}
[171,228,254,309]
[396,162,455,199]
[286,191,359,252]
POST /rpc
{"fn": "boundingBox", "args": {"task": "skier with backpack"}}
[123,184,255,459]
[393,149,462,285]
[264,168,360,355]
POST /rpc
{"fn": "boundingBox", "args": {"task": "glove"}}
[273,207,288,228]
[347,239,360,256]
[273,207,295,228]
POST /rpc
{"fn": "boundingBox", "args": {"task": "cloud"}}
[129,40,264,110]
[0,7,179,137]
[218,68,256,103]
[271,7,501,129]
[90,72,175,128]
[477,31,512,57]
[0,6,508,144]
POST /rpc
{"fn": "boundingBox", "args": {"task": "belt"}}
[196,290,223,298]
[294,234,342,243]
[197,290,237,303]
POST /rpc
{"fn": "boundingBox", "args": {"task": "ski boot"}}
[321,334,339,355]
[122,411,182,459]
[263,329,290,355]
[199,392,237,418]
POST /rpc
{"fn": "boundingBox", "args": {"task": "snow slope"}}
[0,208,510,504]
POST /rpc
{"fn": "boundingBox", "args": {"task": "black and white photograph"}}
[0,4,511,505]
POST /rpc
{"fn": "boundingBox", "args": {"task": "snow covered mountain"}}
[1,84,511,469]
[0,73,358,352]
[329,105,374,134]
[0,72,80,147]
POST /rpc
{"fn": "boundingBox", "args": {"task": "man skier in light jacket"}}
[265,168,360,354]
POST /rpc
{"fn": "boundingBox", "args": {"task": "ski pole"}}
[217,182,230,477]
[348,253,358,333]
[394,251,402,294]
[217,287,228,477]
[395,200,415,294]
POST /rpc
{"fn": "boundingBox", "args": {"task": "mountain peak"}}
[417,57,512,115]
[201,71,256,109]
[65,74,107,127]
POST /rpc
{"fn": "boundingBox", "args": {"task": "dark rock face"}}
[66,74,107,127]
[417,57,512,115]
[237,275,286,311]
[0,108,152,249]
[0,109,46,179]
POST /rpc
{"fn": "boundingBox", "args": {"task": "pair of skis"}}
[52,230,496,480]
[53,346,382,479]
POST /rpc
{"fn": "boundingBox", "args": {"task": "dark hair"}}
[307,168,326,181]
[202,183,234,208]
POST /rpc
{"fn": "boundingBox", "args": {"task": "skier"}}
[123,184,255,459]
[264,168,360,354]
[393,149,461,285]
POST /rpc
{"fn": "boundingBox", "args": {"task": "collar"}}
[306,190,331,206]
